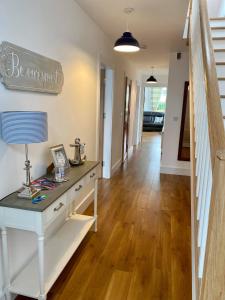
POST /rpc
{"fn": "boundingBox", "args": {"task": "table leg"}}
[94,179,98,232]
[1,228,11,300]
[37,235,46,300]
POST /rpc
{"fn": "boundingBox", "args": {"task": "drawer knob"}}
[75,184,82,192]
[90,173,96,178]
[54,202,64,212]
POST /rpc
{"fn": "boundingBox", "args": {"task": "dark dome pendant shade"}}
[146,75,157,83]
[146,66,158,83]
[114,31,140,53]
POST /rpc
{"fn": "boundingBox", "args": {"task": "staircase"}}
[210,18,225,119]
[190,1,225,299]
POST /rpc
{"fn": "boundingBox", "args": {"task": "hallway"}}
[20,133,191,300]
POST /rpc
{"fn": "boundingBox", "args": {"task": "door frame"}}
[98,67,106,178]
[96,57,114,179]
[134,84,141,146]
[122,77,132,162]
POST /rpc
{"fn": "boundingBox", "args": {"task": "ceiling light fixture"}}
[146,67,158,83]
[114,8,140,53]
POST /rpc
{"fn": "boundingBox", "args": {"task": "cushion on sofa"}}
[154,116,163,124]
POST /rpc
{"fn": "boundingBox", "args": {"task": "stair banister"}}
[199,0,225,162]
[189,0,225,299]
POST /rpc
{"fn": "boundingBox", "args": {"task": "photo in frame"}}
[50,144,70,169]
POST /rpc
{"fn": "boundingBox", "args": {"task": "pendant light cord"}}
[124,7,134,32]
[126,16,129,32]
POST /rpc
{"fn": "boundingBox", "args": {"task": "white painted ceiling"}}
[75,0,189,70]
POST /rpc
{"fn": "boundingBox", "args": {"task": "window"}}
[144,87,167,112]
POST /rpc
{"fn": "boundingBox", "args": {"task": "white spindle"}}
[198,164,212,278]
[190,0,213,282]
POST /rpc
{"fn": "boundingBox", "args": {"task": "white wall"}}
[128,82,138,150]
[111,66,125,169]
[220,1,225,16]
[133,84,141,146]
[207,0,225,17]
[0,0,139,297]
[160,52,190,176]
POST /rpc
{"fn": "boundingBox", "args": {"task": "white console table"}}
[0,161,99,300]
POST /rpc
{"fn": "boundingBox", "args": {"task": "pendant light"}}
[114,8,140,53]
[146,67,158,83]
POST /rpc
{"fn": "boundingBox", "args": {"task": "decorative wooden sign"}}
[0,41,64,94]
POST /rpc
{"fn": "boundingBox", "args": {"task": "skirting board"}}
[160,165,191,176]
[111,159,122,175]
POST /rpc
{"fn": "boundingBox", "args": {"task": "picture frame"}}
[50,144,70,169]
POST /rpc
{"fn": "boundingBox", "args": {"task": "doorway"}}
[142,86,167,150]
[98,67,106,178]
[98,65,114,179]
[122,77,132,162]
[142,86,167,132]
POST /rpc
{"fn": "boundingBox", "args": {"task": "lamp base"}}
[17,185,40,199]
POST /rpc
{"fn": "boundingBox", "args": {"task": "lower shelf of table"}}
[9,214,96,299]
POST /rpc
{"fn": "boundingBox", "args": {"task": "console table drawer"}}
[85,167,98,186]
[67,178,85,205]
[43,194,67,226]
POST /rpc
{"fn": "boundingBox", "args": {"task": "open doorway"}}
[98,67,106,178]
[142,86,167,132]
[98,65,114,179]
[122,77,132,162]
[142,86,167,146]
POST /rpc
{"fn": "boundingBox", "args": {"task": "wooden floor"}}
[18,132,191,300]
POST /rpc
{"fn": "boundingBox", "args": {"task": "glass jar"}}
[54,164,65,182]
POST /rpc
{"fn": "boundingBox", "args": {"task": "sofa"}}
[143,111,164,132]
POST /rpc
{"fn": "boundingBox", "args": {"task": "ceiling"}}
[75,0,189,70]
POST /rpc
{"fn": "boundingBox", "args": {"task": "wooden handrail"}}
[186,0,193,44]
[199,0,225,166]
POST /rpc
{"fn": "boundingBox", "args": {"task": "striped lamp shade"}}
[1,111,48,144]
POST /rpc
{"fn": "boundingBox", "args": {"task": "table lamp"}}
[1,111,48,199]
